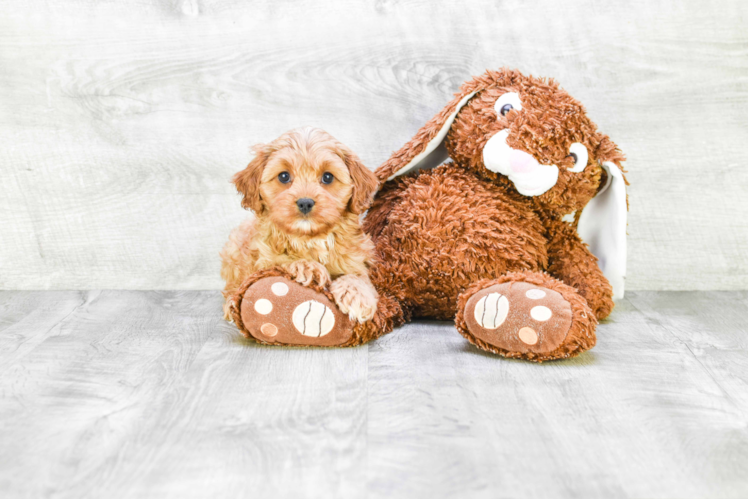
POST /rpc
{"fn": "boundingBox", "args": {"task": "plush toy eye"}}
[567,143,588,173]
[494,92,522,117]
[278,171,291,184]
[321,172,334,184]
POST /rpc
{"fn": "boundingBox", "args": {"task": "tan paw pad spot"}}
[254,298,273,315]
[292,300,335,337]
[271,282,289,296]
[518,327,538,345]
[473,292,510,329]
[260,323,278,337]
[526,289,546,300]
[530,305,552,321]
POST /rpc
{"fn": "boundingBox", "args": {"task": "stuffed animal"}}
[230,68,627,362]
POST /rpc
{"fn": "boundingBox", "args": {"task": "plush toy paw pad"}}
[292,300,335,337]
[240,277,353,346]
[464,281,573,354]
[473,292,510,329]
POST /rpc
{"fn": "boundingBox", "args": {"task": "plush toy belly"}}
[370,164,549,320]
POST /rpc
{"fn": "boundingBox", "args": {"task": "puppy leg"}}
[284,260,331,288]
[330,274,379,323]
[220,218,259,321]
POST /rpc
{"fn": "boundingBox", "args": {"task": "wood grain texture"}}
[0,290,747,497]
[1,0,747,290]
[0,291,368,498]
[367,294,748,497]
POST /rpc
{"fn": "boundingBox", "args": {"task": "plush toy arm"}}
[546,220,614,320]
[362,179,405,241]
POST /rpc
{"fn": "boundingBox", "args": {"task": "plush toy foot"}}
[229,268,406,348]
[234,275,354,347]
[456,272,597,362]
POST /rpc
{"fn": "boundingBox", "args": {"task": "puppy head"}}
[233,127,377,236]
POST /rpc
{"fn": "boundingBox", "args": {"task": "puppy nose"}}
[296,198,315,214]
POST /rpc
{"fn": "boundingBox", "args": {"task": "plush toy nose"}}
[296,198,315,214]
[509,149,539,173]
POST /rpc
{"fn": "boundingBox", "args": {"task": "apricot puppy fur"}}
[221,127,379,324]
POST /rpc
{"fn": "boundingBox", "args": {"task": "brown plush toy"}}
[231,68,627,362]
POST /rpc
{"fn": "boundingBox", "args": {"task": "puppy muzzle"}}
[296,198,315,215]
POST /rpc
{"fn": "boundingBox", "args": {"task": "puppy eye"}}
[567,143,588,173]
[494,92,522,117]
[278,171,291,184]
[321,172,334,185]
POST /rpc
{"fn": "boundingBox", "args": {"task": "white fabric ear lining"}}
[577,161,627,301]
[387,90,479,181]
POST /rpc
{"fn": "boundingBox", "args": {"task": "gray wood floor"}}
[0,291,746,498]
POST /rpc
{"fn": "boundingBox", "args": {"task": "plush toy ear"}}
[233,144,271,214]
[376,89,480,183]
[577,161,627,300]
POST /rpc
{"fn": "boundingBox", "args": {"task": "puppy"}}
[220,127,380,323]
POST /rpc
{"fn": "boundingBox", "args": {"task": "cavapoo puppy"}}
[221,127,379,324]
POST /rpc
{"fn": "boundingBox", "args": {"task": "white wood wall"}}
[1,0,746,290]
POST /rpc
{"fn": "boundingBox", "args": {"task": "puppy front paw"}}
[284,260,331,288]
[222,290,238,322]
[223,299,233,321]
[330,275,378,323]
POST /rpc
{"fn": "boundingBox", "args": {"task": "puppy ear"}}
[342,148,378,215]
[233,144,271,214]
[376,75,502,183]
[577,136,629,301]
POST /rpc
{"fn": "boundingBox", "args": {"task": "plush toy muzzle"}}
[483,129,560,196]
